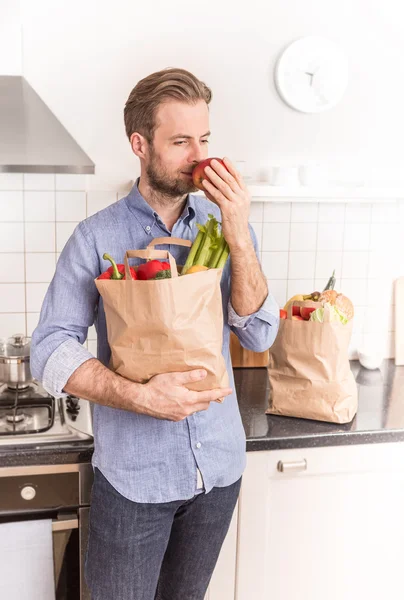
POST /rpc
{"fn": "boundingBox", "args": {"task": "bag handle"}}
[146,236,192,250]
[124,249,178,280]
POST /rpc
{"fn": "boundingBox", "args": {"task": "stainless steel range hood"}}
[0,76,95,174]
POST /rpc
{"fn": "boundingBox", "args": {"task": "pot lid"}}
[0,334,31,358]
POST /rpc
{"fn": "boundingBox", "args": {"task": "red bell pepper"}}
[97,253,137,280]
[137,260,170,281]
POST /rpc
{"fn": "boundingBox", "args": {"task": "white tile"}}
[55,174,87,191]
[248,202,263,222]
[0,284,25,312]
[88,340,97,356]
[0,313,26,337]
[368,250,400,279]
[288,252,316,279]
[267,280,287,307]
[343,223,370,251]
[26,312,40,337]
[289,223,317,251]
[317,223,344,251]
[287,279,315,298]
[263,202,291,223]
[23,174,55,191]
[26,253,56,283]
[291,202,318,222]
[318,203,345,223]
[0,191,24,221]
[26,283,49,312]
[261,252,289,279]
[340,279,368,306]
[87,191,116,217]
[249,223,263,249]
[315,251,343,280]
[370,223,399,252]
[371,202,399,224]
[262,222,290,251]
[25,222,55,252]
[342,252,369,279]
[0,173,23,191]
[367,278,394,307]
[345,203,371,223]
[88,324,97,340]
[0,223,24,252]
[0,254,25,283]
[24,191,55,222]
[56,222,77,252]
[56,191,86,222]
[352,306,366,333]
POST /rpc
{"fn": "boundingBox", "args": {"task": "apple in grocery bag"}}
[192,158,230,191]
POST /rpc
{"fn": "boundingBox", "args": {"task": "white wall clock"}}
[274,36,349,113]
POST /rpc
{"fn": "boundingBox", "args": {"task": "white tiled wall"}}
[0,172,402,359]
[250,200,404,359]
[0,173,109,351]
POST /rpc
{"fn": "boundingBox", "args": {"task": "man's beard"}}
[146,146,197,198]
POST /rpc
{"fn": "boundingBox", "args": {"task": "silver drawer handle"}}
[52,518,78,532]
[277,459,307,473]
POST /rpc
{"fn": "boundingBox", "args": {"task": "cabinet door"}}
[236,444,404,600]
[205,499,238,600]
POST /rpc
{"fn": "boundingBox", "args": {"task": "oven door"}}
[1,508,90,600]
[53,508,90,600]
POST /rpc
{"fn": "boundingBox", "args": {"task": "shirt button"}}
[196,442,202,449]
[145,226,151,232]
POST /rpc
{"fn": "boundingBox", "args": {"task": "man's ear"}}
[130,132,148,158]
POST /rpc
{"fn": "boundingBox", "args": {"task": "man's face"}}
[145,100,210,197]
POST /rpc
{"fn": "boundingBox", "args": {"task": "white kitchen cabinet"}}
[236,443,404,600]
[204,499,238,600]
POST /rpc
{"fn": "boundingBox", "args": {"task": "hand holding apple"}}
[192,157,251,250]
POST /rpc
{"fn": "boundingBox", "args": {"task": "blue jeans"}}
[85,467,242,600]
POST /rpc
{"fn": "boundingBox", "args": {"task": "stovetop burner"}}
[0,380,93,447]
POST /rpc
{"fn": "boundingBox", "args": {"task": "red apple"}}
[279,309,287,320]
[292,315,304,321]
[300,306,316,321]
[192,158,229,191]
[292,305,301,316]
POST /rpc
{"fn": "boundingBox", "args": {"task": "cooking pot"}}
[0,334,32,389]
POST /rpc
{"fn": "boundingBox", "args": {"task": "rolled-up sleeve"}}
[30,221,100,397]
[228,224,280,353]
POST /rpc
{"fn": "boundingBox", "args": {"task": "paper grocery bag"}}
[266,301,358,424]
[95,237,229,392]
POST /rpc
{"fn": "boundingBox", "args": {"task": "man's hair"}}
[124,67,212,144]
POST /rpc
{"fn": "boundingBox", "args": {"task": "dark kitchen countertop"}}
[1,360,404,467]
[237,359,404,451]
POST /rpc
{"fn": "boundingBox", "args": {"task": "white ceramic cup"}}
[270,166,300,187]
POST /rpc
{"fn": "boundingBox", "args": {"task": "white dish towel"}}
[0,519,55,600]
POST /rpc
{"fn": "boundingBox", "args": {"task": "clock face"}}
[274,36,349,113]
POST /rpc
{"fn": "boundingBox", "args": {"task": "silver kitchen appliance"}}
[0,334,33,388]
[0,333,94,599]
[0,462,93,600]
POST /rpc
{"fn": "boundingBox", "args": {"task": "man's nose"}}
[188,142,206,164]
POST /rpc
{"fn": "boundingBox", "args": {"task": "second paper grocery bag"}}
[95,237,229,392]
[266,301,358,424]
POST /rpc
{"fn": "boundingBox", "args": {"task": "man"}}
[31,67,279,600]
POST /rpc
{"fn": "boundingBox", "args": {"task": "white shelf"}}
[245,184,404,202]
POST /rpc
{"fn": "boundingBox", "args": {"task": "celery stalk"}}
[209,236,226,268]
[181,227,205,275]
[195,218,216,266]
[216,241,230,269]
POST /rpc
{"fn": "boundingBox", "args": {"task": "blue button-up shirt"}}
[31,180,279,503]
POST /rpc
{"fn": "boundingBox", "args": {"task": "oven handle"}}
[52,517,78,532]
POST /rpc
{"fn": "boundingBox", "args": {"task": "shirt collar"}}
[125,177,197,234]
